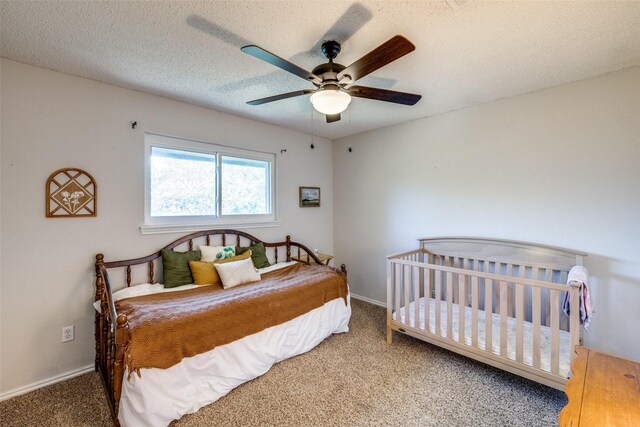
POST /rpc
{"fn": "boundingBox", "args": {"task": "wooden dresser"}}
[560,346,640,426]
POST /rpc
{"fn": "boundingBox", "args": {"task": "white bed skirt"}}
[118,295,351,427]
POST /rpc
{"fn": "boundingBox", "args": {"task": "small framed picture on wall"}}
[299,186,320,207]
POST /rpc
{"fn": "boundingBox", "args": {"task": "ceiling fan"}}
[241,35,422,123]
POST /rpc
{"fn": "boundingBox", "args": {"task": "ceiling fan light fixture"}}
[310,89,352,115]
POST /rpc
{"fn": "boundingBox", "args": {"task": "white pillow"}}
[214,257,261,289]
[199,245,235,262]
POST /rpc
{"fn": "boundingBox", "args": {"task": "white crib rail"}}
[386,248,582,390]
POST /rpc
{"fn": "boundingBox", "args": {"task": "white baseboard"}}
[0,364,94,402]
[350,293,385,308]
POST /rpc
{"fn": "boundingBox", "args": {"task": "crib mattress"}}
[394,297,570,378]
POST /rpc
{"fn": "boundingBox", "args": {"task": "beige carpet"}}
[0,300,566,426]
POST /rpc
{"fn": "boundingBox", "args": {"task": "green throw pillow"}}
[161,249,201,288]
[236,242,271,269]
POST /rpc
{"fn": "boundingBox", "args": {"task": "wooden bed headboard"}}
[95,229,325,289]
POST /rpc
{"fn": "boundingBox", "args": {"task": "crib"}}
[386,237,587,390]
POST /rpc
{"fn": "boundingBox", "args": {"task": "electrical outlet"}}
[62,325,75,343]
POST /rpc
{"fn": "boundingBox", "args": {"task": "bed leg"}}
[113,314,129,418]
[95,254,105,371]
[386,325,393,344]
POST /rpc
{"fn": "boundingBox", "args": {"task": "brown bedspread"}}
[115,263,348,375]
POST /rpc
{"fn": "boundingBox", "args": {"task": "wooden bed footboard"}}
[94,229,344,422]
[386,237,587,390]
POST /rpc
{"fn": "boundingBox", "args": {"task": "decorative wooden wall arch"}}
[46,168,97,217]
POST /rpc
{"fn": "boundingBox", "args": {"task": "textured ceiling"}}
[2,1,639,139]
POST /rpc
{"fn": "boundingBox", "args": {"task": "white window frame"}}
[141,132,278,235]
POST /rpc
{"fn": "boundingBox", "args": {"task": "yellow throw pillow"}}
[189,250,251,287]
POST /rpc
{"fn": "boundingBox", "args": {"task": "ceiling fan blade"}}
[241,45,322,84]
[247,89,316,106]
[347,86,422,105]
[326,113,341,123]
[338,35,415,83]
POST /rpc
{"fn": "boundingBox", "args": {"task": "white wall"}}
[333,67,640,361]
[0,59,334,394]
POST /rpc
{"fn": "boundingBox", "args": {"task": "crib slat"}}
[500,280,508,357]
[506,263,514,317]
[478,260,485,312]
[413,266,420,330]
[451,257,459,303]
[446,271,453,339]
[485,278,493,354]
[435,266,442,336]
[458,273,466,343]
[404,265,411,327]
[546,268,555,282]
[545,268,554,326]
[550,289,560,375]
[516,267,526,363]
[424,268,431,333]
[493,262,501,315]
[522,265,532,321]
[387,259,393,343]
[471,276,479,348]
[532,285,542,369]
[464,258,472,305]
[569,283,580,357]
[418,254,425,302]
[559,270,569,331]
[394,264,401,324]
[516,282,524,363]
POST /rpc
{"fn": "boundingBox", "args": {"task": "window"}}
[150,147,217,217]
[220,156,270,215]
[143,133,276,233]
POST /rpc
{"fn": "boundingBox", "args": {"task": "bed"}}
[386,237,587,390]
[94,229,350,427]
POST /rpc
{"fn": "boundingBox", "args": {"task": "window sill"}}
[140,220,281,235]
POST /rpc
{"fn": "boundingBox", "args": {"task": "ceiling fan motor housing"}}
[321,40,342,60]
[311,62,346,87]
[315,41,350,86]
